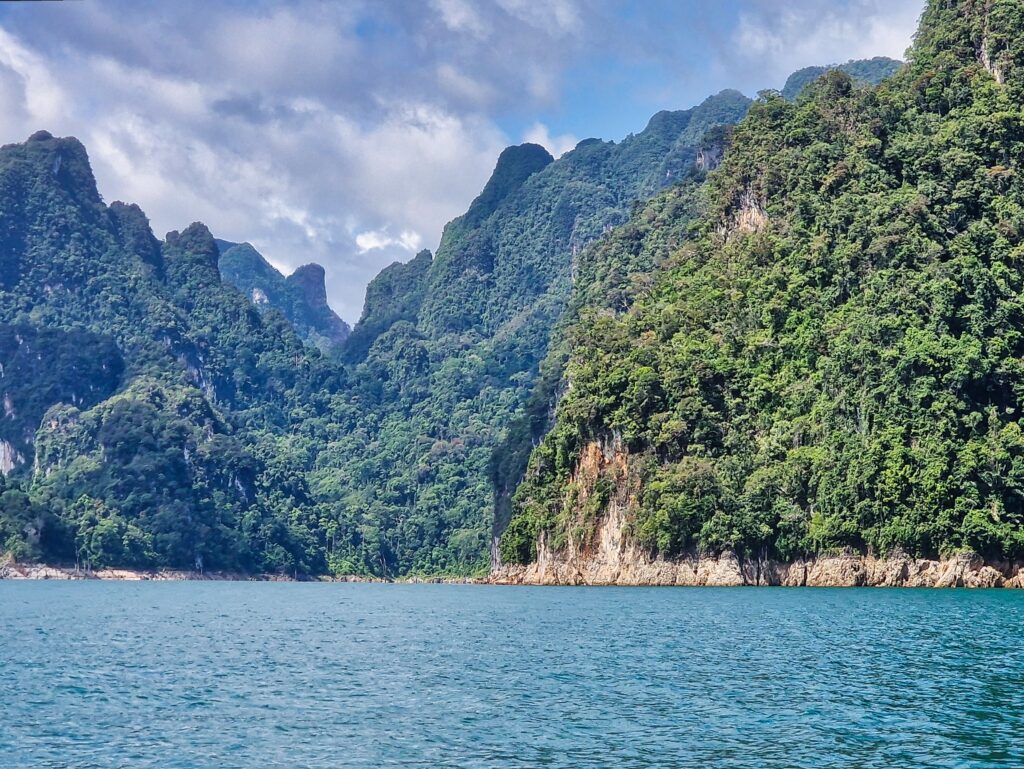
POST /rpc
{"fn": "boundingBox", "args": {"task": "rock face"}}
[0,439,23,475]
[491,506,1024,588]
[286,263,350,347]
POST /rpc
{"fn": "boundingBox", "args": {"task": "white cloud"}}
[0,3,523,321]
[0,28,65,136]
[436,63,496,107]
[732,1,923,86]
[522,121,577,158]
[355,229,422,253]
[430,0,490,38]
[495,0,581,37]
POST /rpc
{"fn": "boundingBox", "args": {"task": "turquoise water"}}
[1,584,1022,768]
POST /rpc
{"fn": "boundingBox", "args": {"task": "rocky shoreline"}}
[489,549,1024,588]
[0,563,480,583]
[6,556,1020,588]
[488,488,1024,587]
[0,564,353,582]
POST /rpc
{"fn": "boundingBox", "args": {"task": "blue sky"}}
[0,0,923,320]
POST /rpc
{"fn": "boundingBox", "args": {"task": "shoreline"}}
[488,550,1024,588]
[0,563,478,584]
[6,555,1024,588]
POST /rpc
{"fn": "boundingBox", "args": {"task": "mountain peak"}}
[173,222,217,254]
[287,263,329,309]
[164,222,220,275]
[643,110,692,139]
[1,132,101,210]
[108,201,162,273]
[464,143,554,227]
[782,57,903,101]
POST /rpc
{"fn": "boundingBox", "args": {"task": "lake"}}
[1,583,1022,768]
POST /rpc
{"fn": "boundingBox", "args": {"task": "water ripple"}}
[0,584,1022,767]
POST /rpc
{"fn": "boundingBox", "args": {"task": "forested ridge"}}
[500,0,1024,567]
[0,44,912,577]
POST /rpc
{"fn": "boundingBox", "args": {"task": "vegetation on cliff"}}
[0,89,751,576]
[313,90,753,576]
[0,132,341,572]
[781,57,904,101]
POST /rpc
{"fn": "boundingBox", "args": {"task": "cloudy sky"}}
[0,0,923,321]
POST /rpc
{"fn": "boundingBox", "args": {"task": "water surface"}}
[1,583,1022,768]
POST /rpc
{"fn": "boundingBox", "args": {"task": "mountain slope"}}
[500,0,1024,573]
[341,248,433,363]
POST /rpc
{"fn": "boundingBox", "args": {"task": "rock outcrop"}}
[0,439,23,475]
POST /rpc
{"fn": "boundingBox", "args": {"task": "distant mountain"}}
[217,241,350,354]
[782,57,903,101]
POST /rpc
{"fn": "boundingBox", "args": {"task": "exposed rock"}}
[730,188,768,235]
[979,31,1006,85]
[491,548,1023,588]
[491,502,1023,588]
[806,554,868,587]
[0,439,23,475]
[696,142,724,173]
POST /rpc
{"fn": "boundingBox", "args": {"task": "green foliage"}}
[503,1,1024,566]
[0,323,123,466]
[0,475,57,562]
[8,52,942,578]
[342,249,433,363]
[0,133,341,574]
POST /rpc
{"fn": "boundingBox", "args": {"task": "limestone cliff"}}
[492,441,1024,588]
[491,540,1024,588]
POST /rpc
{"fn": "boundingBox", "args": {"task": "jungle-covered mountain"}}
[0,130,344,573]
[499,0,1024,569]
[0,52,908,577]
[217,240,350,355]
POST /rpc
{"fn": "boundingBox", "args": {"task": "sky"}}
[0,0,924,322]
